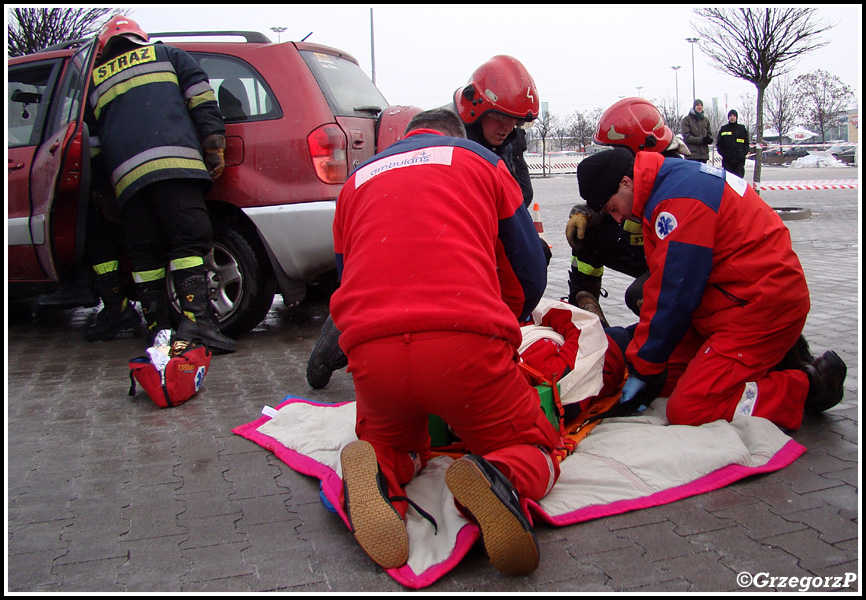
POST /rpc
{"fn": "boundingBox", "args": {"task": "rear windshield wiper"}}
[353,106,384,115]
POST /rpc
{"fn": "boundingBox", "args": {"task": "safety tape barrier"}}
[754,180,858,191]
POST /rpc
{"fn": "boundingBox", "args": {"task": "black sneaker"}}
[307,314,348,389]
[803,351,847,414]
[340,441,409,569]
[445,454,540,576]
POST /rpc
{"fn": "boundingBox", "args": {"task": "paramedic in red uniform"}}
[88,15,234,354]
[575,148,846,431]
[333,109,560,576]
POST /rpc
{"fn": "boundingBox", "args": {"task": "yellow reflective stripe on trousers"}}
[571,256,604,277]
[92,260,120,275]
[170,256,204,271]
[114,157,208,200]
[132,268,166,284]
[93,72,179,120]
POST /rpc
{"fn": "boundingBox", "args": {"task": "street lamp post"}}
[671,66,681,118]
[636,86,643,97]
[686,38,699,102]
[270,26,286,43]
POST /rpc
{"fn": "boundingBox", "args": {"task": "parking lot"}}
[6,164,859,592]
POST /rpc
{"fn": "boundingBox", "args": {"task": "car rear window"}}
[300,50,387,118]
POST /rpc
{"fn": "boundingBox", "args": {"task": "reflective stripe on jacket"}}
[88,42,224,207]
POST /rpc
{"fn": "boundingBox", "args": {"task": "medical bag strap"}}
[517,362,577,460]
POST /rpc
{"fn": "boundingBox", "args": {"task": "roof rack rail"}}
[149,31,272,43]
[40,38,89,52]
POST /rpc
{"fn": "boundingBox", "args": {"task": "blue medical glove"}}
[620,375,648,405]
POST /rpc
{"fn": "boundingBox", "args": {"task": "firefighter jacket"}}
[88,41,224,208]
[626,152,810,377]
[331,129,547,354]
[716,122,749,162]
[680,109,712,161]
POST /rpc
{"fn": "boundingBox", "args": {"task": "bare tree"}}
[764,76,799,153]
[793,70,854,143]
[528,111,554,175]
[652,97,681,134]
[7,7,125,57]
[691,8,833,185]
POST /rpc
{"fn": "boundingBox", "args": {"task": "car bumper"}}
[243,201,337,282]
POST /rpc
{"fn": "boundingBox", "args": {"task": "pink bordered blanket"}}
[232,396,804,589]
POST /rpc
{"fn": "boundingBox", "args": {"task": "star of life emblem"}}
[655,212,677,239]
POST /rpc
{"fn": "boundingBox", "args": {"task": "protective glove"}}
[202,134,226,180]
[703,135,714,145]
[620,375,648,406]
[565,204,601,251]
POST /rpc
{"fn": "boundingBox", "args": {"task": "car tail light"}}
[307,124,348,184]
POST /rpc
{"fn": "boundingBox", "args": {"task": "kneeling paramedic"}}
[574,148,846,431]
[332,109,562,576]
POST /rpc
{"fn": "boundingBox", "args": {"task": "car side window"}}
[44,41,93,138]
[193,54,280,123]
[7,60,62,148]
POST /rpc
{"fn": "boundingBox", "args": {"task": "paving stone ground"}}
[6,165,859,592]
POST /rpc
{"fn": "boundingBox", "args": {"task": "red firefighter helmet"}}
[453,55,539,125]
[594,97,673,154]
[97,15,149,56]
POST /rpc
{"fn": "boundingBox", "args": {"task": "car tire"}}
[169,222,276,337]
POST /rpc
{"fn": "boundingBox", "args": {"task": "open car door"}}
[12,38,96,283]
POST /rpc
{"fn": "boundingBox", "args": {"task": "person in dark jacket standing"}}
[88,15,234,354]
[680,99,713,162]
[716,109,749,178]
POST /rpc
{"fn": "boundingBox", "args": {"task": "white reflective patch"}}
[733,381,759,420]
[726,172,748,197]
[354,146,454,188]
[654,211,678,239]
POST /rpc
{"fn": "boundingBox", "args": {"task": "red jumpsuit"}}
[628,153,811,430]
[331,130,561,512]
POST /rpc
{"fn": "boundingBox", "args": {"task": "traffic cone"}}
[531,203,552,248]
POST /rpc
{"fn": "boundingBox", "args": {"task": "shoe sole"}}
[445,458,539,576]
[340,441,408,569]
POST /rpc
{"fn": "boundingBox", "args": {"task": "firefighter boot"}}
[135,278,173,346]
[85,270,141,342]
[172,266,236,354]
[306,314,348,389]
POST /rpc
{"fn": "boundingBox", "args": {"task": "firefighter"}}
[307,55,544,389]
[565,98,688,325]
[575,147,847,430]
[87,15,234,354]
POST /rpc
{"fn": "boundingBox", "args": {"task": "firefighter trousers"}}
[347,331,563,517]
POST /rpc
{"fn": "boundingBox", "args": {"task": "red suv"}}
[8,31,418,336]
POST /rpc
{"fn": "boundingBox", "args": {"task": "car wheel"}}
[169,223,276,337]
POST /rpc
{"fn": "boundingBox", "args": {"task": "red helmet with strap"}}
[97,15,149,56]
[453,55,539,125]
[594,97,673,154]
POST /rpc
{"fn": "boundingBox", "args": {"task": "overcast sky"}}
[129,4,860,118]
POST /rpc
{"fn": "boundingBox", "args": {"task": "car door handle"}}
[8,160,25,170]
